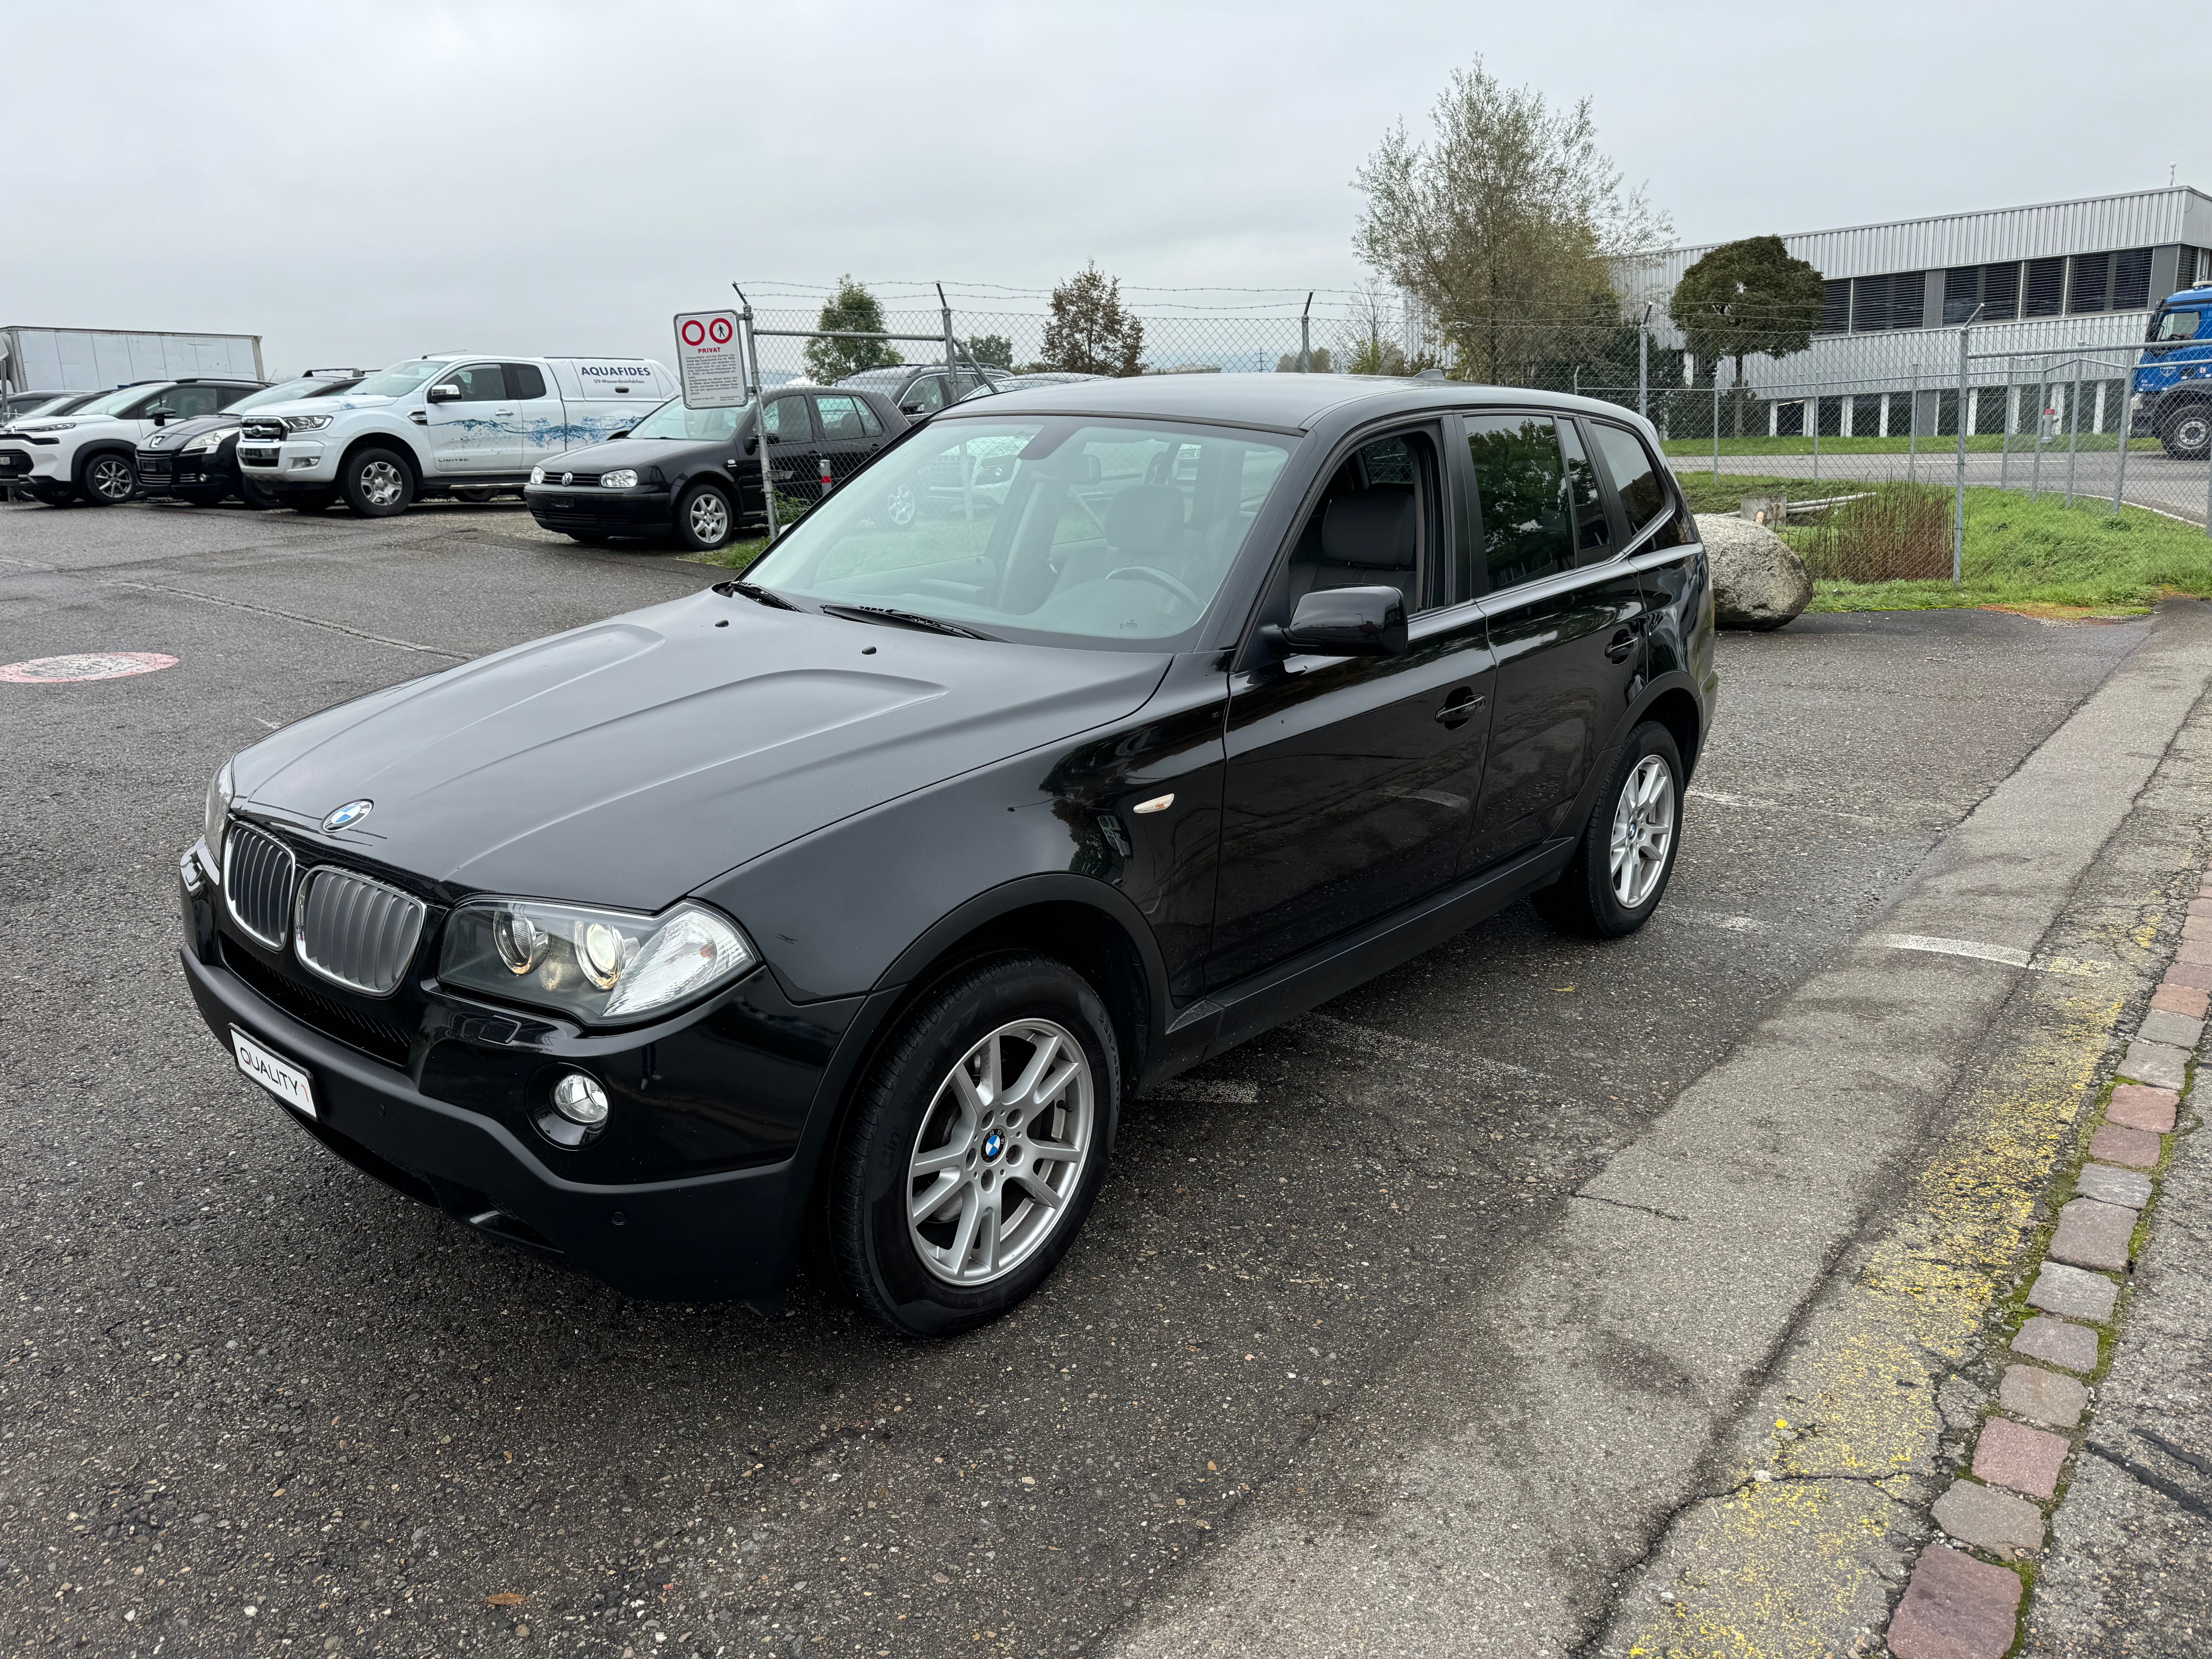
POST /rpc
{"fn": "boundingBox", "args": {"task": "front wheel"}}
[287,488,340,514]
[28,482,75,507]
[236,472,280,510]
[2160,404,2211,462]
[830,955,1119,1338]
[672,482,734,552]
[1532,722,1684,938]
[80,453,137,505]
[340,448,414,517]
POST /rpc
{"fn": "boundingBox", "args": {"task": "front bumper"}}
[524,483,674,534]
[136,447,230,496]
[238,439,332,483]
[0,443,62,482]
[177,844,859,1304]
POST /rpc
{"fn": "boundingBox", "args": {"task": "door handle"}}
[1604,627,1638,662]
[1434,688,1485,728]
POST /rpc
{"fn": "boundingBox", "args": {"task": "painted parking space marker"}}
[1873,933,2111,975]
[0,651,176,683]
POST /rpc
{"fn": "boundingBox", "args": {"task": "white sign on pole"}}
[673,310,747,408]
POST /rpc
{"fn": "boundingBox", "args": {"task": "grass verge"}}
[1662,434,2159,458]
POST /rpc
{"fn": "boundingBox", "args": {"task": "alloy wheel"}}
[885,484,918,527]
[905,1018,1094,1286]
[1608,754,1675,909]
[87,457,134,501]
[359,460,404,508]
[689,491,730,544]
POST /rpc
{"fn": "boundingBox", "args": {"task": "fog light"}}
[550,1071,609,1126]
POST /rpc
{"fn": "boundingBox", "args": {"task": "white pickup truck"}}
[236,353,676,517]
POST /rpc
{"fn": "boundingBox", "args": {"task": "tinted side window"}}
[813,395,868,442]
[853,398,884,436]
[504,363,548,400]
[903,375,948,414]
[1465,412,1571,590]
[763,396,811,439]
[1590,423,1666,532]
[168,385,223,419]
[1559,420,1611,563]
[445,363,507,402]
[214,384,262,410]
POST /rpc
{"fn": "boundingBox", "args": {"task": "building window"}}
[2113,247,2154,311]
[1851,274,1891,331]
[1943,268,1979,325]
[1819,280,1849,334]
[2025,258,2066,317]
[1891,273,1925,330]
[2069,252,2112,314]
[1982,263,2019,320]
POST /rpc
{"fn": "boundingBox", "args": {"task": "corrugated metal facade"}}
[1618,186,2212,305]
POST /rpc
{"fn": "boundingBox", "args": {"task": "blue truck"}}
[2133,285,2212,460]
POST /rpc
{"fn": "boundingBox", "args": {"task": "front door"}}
[809,392,880,494]
[423,361,515,474]
[1462,411,1648,872]
[502,361,567,474]
[1210,426,1496,988]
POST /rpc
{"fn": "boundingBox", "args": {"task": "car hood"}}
[231,588,1173,912]
[143,413,240,448]
[240,393,397,421]
[537,436,719,474]
[3,414,124,436]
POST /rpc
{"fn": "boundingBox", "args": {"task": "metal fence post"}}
[1951,314,1977,586]
[1638,304,1651,420]
[2064,348,2084,507]
[1908,361,1920,484]
[1298,292,1313,374]
[1999,354,2014,492]
[2113,345,2134,517]
[1712,372,1721,482]
[732,283,776,545]
[1812,386,1820,489]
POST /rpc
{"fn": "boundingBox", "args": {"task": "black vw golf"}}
[180,375,1715,1336]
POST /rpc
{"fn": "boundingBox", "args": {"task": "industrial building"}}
[1620,185,2212,437]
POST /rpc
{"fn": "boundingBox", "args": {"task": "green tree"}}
[1668,235,1825,435]
[1337,287,1444,377]
[1274,346,1334,373]
[968,333,1015,370]
[1040,263,1145,377]
[802,275,903,383]
[1353,58,1670,385]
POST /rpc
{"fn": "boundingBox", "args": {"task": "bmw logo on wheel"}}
[982,1131,1004,1161]
[322,799,374,833]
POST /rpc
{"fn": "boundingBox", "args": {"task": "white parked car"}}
[235,354,676,517]
[0,377,266,506]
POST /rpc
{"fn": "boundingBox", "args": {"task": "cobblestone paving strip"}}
[1882,862,2209,1659]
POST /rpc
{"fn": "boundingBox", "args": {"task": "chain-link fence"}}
[727,281,2212,545]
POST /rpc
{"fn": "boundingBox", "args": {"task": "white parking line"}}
[1871,933,2111,975]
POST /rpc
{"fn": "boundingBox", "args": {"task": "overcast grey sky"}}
[5,0,2201,375]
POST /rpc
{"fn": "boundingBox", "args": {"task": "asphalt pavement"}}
[0,496,2164,1657]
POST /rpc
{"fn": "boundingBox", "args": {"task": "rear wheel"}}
[672,483,734,552]
[236,472,280,510]
[80,453,137,505]
[287,488,339,514]
[340,448,414,517]
[2160,404,2211,462]
[28,482,75,507]
[830,955,1118,1338]
[1532,721,1684,938]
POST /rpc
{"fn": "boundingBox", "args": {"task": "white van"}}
[235,354,675,517]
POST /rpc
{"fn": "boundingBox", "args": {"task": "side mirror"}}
[1263,586,1407,659]
[606,429,630,441]
[151,410,177,425]
[426,383,462,403]
[899,402,927,416]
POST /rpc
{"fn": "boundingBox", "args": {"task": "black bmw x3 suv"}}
[180,374,1715,1336]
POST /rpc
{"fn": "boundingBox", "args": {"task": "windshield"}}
[346,360,448,398]
[65,384,168,418]
[2152,308,2205,342]
[232,377,358,410]
[627,397,742,441]
[7,393,91,420]
[745,417,1294,647]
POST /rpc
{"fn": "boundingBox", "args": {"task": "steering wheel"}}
[1105,565,1202,610]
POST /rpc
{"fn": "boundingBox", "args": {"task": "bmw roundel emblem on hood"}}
[323,799,374,833]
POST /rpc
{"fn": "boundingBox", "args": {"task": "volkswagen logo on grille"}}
[561,471,574,485]
[322,799,374,833]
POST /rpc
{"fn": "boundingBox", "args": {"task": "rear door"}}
[809,392,879,494]
[1462,410,1649,873]
[1587,417,1703,699]
[503,363,567,475]
[747,392,820,507]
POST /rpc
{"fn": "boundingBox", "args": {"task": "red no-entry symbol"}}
[709,317,733,344]
[680,319,707,347]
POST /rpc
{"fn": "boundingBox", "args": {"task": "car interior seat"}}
[1285,487,1417,602]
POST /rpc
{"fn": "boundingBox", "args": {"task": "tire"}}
[2160,404,2211,463]
[672,482,735,552]
[340,448,414,517]
[236,472,280,510]
[28,482,76,507]
[830,955,1120,1338]
[1532,721,1685,939]
[79,452,137,506]
[883,481,920,527]
[287,489,340,515]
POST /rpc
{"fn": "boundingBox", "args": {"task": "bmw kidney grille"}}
[222,822,297,950]
[292,867,427,998]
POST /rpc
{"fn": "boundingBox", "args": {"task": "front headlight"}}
[529,465,545,485]
[203,761,233,868]
[182,430,228,454]
[283,414,333,432]
[438,898,757,1025]
[601,469,639,490]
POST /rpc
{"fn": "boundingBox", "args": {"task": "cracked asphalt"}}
[0,496,2153,1656]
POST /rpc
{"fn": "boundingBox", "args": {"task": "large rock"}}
[1695,513,1812,630]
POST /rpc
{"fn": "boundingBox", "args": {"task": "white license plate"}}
[232,1027,316,1118]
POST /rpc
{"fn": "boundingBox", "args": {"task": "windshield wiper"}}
[713,579,802,611]
[818,603,1001,641]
